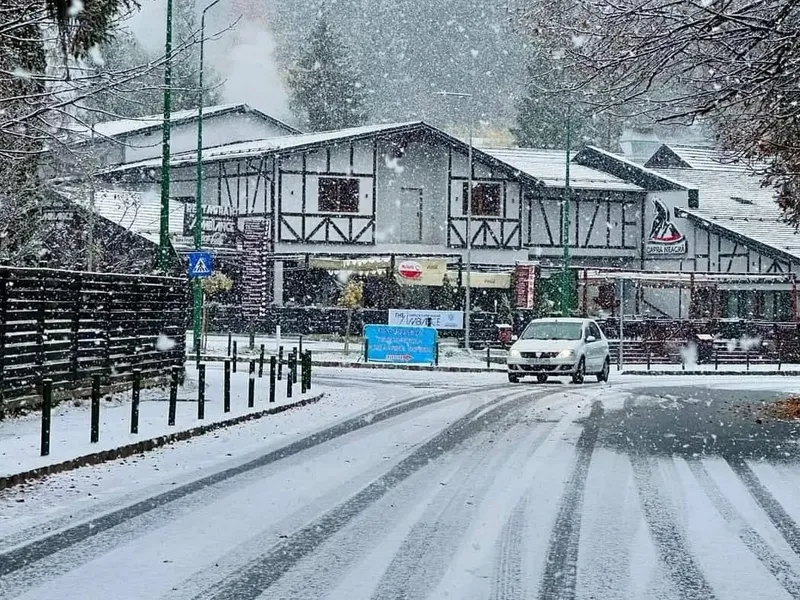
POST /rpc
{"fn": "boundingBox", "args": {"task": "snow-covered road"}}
[2,370,800,599]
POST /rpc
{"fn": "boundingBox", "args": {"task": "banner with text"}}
[388,309,464,330]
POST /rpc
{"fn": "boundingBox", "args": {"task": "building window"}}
[318,177,359,213]
[462,182,501,216]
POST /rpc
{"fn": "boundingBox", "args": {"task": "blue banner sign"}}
[363,325,437,365]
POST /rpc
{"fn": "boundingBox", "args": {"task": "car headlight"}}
[556,348,575,359]
[509,349,521,359]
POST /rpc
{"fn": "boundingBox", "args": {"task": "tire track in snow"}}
[0,384,502,579]
[535,400,603,600]
[726,457,800,556]
[192,389,542,600]
[687,459,800,598]
[630,456,717,600]
[490,494,528,600]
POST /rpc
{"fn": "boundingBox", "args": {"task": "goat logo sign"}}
[363,325,437,365]
[646,199,687,255]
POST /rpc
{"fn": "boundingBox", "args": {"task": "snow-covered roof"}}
[61,188,184,245]
[651,167,800,262]
[72,103,300,142]
[645,144,748,172]
[482,148,642,192]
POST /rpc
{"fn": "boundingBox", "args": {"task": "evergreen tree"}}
[433,274,457,311]
[287,15,367,131]
[512,59,621,151]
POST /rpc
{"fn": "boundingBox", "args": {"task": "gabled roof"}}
[481,147,642,192]
[58,187,184,245]
[644,144,745,171]
[72,103,301,143]
[98,121,543,187]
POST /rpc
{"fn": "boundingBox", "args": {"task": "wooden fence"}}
[0,266,188,414]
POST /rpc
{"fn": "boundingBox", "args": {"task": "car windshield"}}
[520,322,583,341]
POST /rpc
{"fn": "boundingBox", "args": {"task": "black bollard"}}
[168,366,178,426]
[278,346,283,381]
[364,339,369,363]
[292,348,298,383]
[224,359,231,413]
[306,351,312,391]
[227,332,232,356]
[269,356,276,403]
[486,346,491,368]
[249,330,255,350]
[286,353,293,399]
[232,341,238,373]
[40,378,52,456]
[258,344,265,378]
[435,342,439,366]
[90,374,100,443]
[131,369,141,434]
[301,353,307,394]
[299,335,303,357]
[198,364,206,420]
[248,360,255,408]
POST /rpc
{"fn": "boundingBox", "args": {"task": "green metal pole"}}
[158,0,174,272]
[561,105,572,316]
[192,8,208,352]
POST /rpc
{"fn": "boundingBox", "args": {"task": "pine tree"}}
[287,15,367,131]
[433,274,457,311]
[512,59,621,150]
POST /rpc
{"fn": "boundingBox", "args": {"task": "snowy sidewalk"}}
[0,362,326,480]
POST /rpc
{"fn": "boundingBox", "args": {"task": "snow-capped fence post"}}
[197,365,205,420]
[40,378,52,456]
[131,369,141,434]
[258,344,265,378]
[90,375,101,443]
[301,354,307,394]
[278,346,284,381]
[223,360,231,413]
[232,341,238,373]
[269,356,276,403]
[168,367,178,426]
[248,361,255,408]
[291,347,298,383]
[306,351,313,391]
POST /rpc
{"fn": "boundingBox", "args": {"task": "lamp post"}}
[158,0,174,272]
[434,90,473,350]
[561,104,572,316]
[192,0,226,352]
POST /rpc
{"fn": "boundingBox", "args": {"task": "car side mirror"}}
[586,335,597,343]
[511,335,518,342]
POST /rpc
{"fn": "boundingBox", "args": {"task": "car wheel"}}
[596,358,610,383]
[536,374,548,384]
[508,373,520,383]
[572,358,585,384]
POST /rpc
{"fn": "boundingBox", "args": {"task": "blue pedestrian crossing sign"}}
[187,251,213,278]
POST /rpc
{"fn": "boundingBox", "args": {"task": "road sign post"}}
[187,251,213,354]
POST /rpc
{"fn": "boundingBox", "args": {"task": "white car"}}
[507,317,610,384]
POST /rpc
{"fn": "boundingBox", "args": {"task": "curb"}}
[0,392,326,491]
[621,370,800,376]
[195,354,505,374]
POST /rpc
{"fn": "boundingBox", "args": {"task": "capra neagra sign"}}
[364,325,437,364]
[646,198,687,255]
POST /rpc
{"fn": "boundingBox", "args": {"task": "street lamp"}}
[434,90,474,350]
[192,0,227,352]
[561,104,572,316]
[158,0,174,272]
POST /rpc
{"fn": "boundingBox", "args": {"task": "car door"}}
[584,322,601,372]
[588,322,607,370]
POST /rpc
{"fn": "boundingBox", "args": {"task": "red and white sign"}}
[514,264,536,308]
[397,260,424,280]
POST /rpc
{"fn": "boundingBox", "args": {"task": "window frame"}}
[462,181,502,217]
